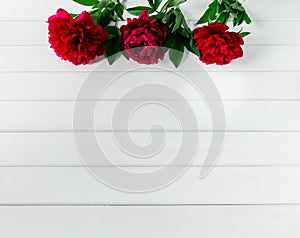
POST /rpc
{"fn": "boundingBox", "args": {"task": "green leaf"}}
[72,0,99,6]
[238,11,245,25]
[154,0,163,9]
[233,12,244,26]
[216,11,230,24]
[97,8,114,27]
[230,11,238,18]
[70,13,80,19]
[196,0,218,24]
[185,35,200,57]
[243,12,252,24]
[165,34,185,68]
[209,0,218,12]
[107,34,116,40]
[107,2,116,9]
[177,27,190,38]
[92,3,99,9]
[90,10,101,25]
[165,12,176,27]
[169,41,184,68]
[177,9,191,32]
[105,39,122,65]
[150,12,165,19]
[147,0,155,8]
[239,31,251,38]
[217,3,225,13]
[126,6,154,16]
[104,26,122,65]
[98,0,110,9]
[172,9,183,33]
[115,3,124,20]
[164,34,177,49]
[167,0,187,8]
[231,2,245,12]
[122,51,130,60]
[105,26,120,35]
[176,29,199,57]
[181,18,190,32]
[196,8,212,24]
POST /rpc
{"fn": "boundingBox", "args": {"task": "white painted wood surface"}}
[0,101,300,131]
[0,206,299,238]
[1,205,299,238]
[1,167,300,204]
[1,72,300,100]
[1,132,300,166]
[1,0,300,236]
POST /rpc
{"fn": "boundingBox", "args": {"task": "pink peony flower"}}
[120,10,168,64]
[48,9,109,65]
[193,22,244,65]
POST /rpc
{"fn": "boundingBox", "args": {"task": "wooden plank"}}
[1,21,300,46]
[0,72,300,100]
[1,167,300,204]
[1,46,299,72]
[0,206,299,238]
[0,132,300,166]
[0,22,47,46]
[0,101,299,131]
[1,0,300,20]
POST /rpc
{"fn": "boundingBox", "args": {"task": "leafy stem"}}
[196,0,252,26]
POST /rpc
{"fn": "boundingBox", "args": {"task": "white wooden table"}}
[0,0,300,237]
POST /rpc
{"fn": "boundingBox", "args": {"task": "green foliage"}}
[86,0,125,26]
[154,0,163,10]
[165,9,190,34]
[239,31,251,38]
[147,0,155,9]
[98,0,109,9]
[165,34,184,68]
[69,0,251,67]
[71,0,125,26]
[126,6,154,16]
[182,33,200,57]
[143,0,163,10]
[197,0,218,24]
[115,3,124,20]
[70,13,80,18]
[164,25,199,67]
[104,26,123,65]
[216,11,230,23]
[72,0,99,6]
[167,0,187,8]
[197,0,252,26]
[172,9,184,32]
[126,0,186,17]
[163,6,200,67]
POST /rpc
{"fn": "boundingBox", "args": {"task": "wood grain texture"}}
[0,132,299,166]
[0,72,300,100]
[1,0,300,235]
[0,206,299,238]
[0,101,299,131]
[0,167,300,204]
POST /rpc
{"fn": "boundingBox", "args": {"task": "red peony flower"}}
[48,9,109,66]
[120,10,168,64]
[193,22,244,65]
